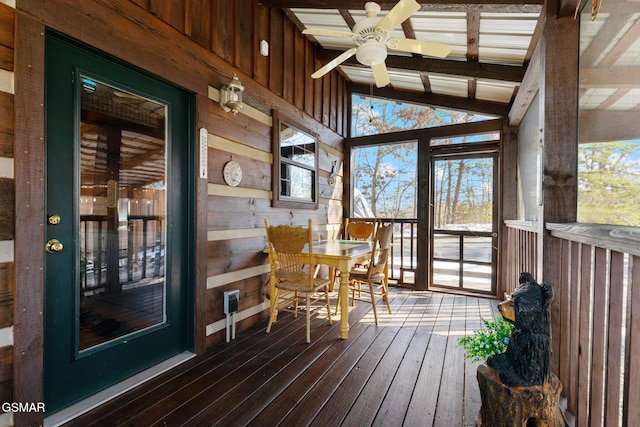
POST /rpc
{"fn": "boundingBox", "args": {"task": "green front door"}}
[44,33,194,413]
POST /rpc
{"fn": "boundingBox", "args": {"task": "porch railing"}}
[504,220,640,426]
[548,223,640,426]
[352,218,417,286]
[502,220,539,297]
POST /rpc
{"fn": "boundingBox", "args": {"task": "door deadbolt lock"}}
[46,239,64,253]
[48,214,61,225]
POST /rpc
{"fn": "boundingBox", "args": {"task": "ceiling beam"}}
[317,49,526,82]
[579,110,640,142]
[350,83,509,117]
[580,11,636,67]
[580,66,640,89]
[508,40,540,126]
[466,10,480,62]
[349,118,504,146]
[560,0,640,19]
[338,9,356,29]
[598,18,640,68]
[263,1,543,12]
[557,0,582,17]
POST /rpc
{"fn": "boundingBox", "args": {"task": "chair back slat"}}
[370,247,391,276]
[264,219,332,343]
[264,219,314,288]
[345,219,376,241]
[366,222,393,279]
[375,222,393,250]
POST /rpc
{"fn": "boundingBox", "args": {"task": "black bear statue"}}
[487,271,553,387]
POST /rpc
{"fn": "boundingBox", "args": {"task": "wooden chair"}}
[327,218,377,291]
[337,221,393,325]
[264,219,332,343]
[344,218,377,241]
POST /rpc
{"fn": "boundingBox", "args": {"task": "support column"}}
[538,0,580,375]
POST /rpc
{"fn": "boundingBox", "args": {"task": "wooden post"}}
[537,0,579,378]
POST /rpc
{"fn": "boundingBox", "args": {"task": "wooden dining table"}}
[267,239,374,340]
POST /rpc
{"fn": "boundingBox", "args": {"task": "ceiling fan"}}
[303,0,451,88]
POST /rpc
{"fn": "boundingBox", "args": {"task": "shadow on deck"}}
[61,287,499,427]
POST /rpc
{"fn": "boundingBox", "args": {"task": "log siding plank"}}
[0,44,12,72]
[0,92,12,137]
[207,148,271,191]
[0,3,14,57]
[0,178,13,240]
[207,134,272,163]
[208,183,270,200]
[0,262,13,329]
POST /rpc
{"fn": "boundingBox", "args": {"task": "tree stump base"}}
[476,364,567,427]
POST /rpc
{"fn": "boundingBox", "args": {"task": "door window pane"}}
[431,156,495,293]
[432,157,493,230]
[79,77,166,351]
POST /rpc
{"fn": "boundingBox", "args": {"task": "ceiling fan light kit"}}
[356,42,387,66]
[303,0,451,88]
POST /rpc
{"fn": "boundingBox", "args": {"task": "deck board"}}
[435,295,467,426]
[61,287,498,427]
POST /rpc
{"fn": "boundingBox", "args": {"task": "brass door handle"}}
[46,239,64,253]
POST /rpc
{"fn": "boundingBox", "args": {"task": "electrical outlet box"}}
[224,289,240,314]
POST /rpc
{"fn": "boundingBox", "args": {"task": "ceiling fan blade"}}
[376,0,421,34]
[311,48,358,79]
[388,38,451,58]
[371,62,390,88]
[302,28,355,39]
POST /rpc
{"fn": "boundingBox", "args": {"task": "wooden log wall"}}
[3,0,347,422]
[202,89,344,347]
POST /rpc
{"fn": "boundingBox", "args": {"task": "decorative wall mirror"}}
[272,110,319,209]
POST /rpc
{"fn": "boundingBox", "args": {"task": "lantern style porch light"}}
[219,74,245,115]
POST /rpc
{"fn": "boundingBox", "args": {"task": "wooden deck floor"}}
[62,287,498,427]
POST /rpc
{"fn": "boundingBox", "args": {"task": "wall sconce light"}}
[219,74,245,115]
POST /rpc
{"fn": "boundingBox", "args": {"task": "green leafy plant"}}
[457,315,513,363]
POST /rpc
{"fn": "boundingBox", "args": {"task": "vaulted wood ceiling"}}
[262,0,640,135]
[264,0,549,121]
